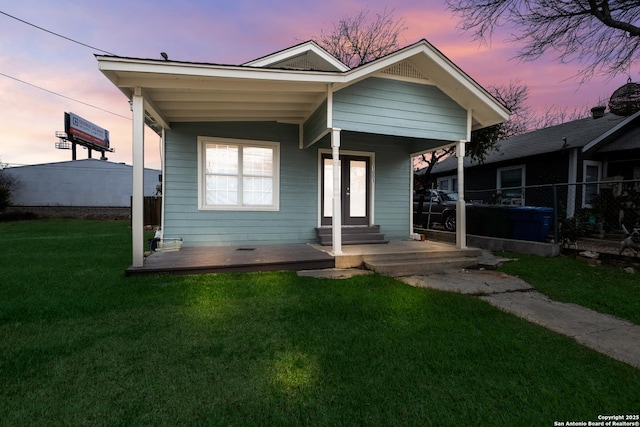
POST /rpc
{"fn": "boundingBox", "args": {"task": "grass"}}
[1,219,639,425]
[498,252,640,325]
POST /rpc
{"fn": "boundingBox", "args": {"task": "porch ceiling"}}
[98,60,335,127]
[143,80,328,123]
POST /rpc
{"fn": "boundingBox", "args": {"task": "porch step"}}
[363,247,482,276]
[316,225,388,246]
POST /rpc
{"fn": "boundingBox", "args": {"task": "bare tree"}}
[487,80,535,138]
[446,0,640,80]
[530,104,593,129]
[314,9,407,68]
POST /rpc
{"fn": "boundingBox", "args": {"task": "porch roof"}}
[97,39,509,135]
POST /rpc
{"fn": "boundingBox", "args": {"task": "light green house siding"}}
[303,100,327,147]
[333,77,467,141]
[163,122,319,246]
[162,77,470,246]
[164,124,418,245]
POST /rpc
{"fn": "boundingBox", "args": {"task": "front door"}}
[321,153,370,226]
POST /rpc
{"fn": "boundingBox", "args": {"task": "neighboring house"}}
[4,159,160,207]
[97,40,509,267]
[427,109,640,218]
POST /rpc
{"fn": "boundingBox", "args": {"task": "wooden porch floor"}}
[126,243,335,276]
[125,240,466,276]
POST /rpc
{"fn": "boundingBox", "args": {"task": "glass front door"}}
[322,154,370,226]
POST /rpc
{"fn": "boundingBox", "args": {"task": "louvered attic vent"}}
[380,61,429,81]
[274,58,317,70]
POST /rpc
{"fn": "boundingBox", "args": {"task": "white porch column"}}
[160,127,166,235]
[131,88,145,267]
[331,128,342,255]
[455,140,467,249]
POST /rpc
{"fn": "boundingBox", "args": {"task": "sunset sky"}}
[0,0,633,170]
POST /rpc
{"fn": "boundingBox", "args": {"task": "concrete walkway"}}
[400,269,640,369]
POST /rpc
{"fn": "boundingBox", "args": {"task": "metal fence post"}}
[553,184,559,243]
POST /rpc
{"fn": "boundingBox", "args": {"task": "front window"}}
[497,165,525,202]
[199,137,279,211]
[437,176,457,192]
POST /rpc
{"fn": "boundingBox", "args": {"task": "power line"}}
[0,71,131,120]
[0,10,117,55]
[0,11,127,119]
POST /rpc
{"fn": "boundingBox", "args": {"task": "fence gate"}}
[144,196,161,226]
[131,196,162,227]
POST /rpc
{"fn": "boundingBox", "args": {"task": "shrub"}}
[0,171,17,211]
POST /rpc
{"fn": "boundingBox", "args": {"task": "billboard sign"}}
[65,112,110,150]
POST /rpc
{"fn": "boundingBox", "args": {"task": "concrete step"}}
[316,225,388,246]
[317,235,389,246]
[362,247,482,263]
[361,247,482,276]
[365,256,479,276]
[316,225,381,236]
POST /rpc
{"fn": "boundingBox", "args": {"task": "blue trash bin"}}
[510,207,553,242]
[485,206,513,238]
[466,205,485,235]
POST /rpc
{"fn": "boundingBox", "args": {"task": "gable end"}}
[379,60,430,82]
[243,41,349,72]
[268,52,337,71]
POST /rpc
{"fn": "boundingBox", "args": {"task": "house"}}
[4,159,160,217]
[97,40,509,267]
[427,109,640,220]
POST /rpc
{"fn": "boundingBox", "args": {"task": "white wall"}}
[4,159,160,207]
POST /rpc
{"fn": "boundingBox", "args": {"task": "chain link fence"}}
[463,179,640,255]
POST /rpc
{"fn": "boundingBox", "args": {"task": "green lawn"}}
[1,219,639,425]
[498,252,640,325]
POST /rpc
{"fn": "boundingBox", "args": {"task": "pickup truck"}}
[413,190,459,231]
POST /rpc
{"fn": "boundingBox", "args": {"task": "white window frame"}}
[497,165,526,204]
[582,160,602,209]
[436,175,457,192]
[198,136,280,211]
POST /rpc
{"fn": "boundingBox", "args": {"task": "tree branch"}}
[588,0,640,36]
[447,0,640,79]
